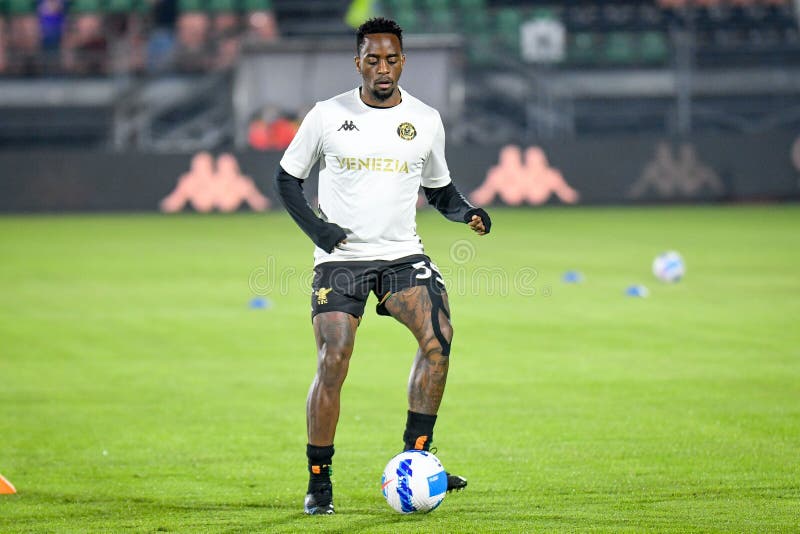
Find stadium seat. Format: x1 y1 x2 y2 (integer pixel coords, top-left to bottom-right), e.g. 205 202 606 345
430 10 455 32
603 31 636 64
208 0 237 13
467 31 493 65
530 7 557 21
454 0 484 9
422 0 448 9
243 0 274 13
639 31 669 64
461 3 489 34
495 7 522 56
385 0 414 14
394 8 419 34
106 0 136 13
567 32 598 65
423 0 454 32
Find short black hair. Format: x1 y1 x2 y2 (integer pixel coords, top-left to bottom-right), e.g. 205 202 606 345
356 17 403 54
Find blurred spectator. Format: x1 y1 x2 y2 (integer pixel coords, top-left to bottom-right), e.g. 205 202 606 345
247 105 300 150
173 0 211 72
61 0 108 75
37 0 66 56
8 0 42 75
105 0 146 73
0 16 7 73
242 0 278 46
208 0 240 70
145 0 176 72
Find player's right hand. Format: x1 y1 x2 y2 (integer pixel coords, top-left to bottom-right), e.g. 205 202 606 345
316 222 348 253
465 208 491 235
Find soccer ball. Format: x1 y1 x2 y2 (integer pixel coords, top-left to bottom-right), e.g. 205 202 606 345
652 251 686 283
381 450 447 513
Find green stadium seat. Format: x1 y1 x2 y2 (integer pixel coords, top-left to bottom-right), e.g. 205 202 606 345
495 7 522 54
468 31 493 65
567 32 599 64
422 0 447 9
7 0 35 15
207 0 237 13
385 0 414 13
133 0 151 14
430 10 454 31
71 0 102 14
178 0 205 13
242 0 272 12
462 4 489 33
454 0 484 10
639 31 669 64
531 7 557 21
394 7 419 33
106 0 136 13
424 0 454 31
604 32 636 64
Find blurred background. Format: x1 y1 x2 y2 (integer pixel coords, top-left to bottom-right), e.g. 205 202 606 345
1 0 799 210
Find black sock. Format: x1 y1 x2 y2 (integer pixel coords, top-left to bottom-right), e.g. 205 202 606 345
403 410 437 451
307 444 334 493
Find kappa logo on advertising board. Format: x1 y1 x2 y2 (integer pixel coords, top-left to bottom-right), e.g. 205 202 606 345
469 145 579 206
160 152 271 213
629 142 724 199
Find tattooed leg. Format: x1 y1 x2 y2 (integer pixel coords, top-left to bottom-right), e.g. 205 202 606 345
384 286 453 414
307 311 359 446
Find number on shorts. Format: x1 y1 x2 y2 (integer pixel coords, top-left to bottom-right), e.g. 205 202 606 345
413 260 444 285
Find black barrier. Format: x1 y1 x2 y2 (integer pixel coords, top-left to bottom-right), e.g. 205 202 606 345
0 132 798 212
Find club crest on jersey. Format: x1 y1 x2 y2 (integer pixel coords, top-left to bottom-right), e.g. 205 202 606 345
315 288 333 305
397 122 416 141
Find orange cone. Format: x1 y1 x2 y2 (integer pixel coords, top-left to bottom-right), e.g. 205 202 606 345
0 473 16 494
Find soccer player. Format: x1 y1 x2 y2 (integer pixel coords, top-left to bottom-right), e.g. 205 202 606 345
274 17 492 515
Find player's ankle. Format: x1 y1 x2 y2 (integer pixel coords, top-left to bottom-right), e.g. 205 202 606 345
403 411 437 450
307 443 334 492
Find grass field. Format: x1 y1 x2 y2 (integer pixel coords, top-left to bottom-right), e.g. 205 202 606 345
1 206 799 533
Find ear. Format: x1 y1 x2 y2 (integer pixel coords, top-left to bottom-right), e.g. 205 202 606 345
354 56 361 73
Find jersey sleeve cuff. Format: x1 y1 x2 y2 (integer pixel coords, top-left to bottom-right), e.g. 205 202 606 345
421 175 452 189
278 158 309 181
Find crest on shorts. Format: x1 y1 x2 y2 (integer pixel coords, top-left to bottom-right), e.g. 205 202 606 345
397 122 417 141
315 287 333 305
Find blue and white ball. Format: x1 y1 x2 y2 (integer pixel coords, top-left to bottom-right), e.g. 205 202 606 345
652 251 686 283
381 450 447 513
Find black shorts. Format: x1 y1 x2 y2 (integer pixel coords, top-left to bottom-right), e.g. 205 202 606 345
311 254 446 319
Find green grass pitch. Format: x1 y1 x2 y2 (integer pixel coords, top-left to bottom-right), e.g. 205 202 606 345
1 206 798 532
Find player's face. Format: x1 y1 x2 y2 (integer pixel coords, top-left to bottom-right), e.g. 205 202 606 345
355 33 405 106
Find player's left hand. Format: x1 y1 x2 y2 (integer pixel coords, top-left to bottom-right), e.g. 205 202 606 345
466 208 491 235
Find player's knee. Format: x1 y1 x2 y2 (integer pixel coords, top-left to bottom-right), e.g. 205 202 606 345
423 313 452 355
318 343 352 382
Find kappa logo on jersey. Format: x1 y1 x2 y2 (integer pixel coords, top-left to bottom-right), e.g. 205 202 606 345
337 120 359 132
315 287 333 305
397 122 416 140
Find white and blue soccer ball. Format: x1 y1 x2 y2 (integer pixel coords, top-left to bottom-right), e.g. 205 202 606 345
652 251 686 283
381 450 447 513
